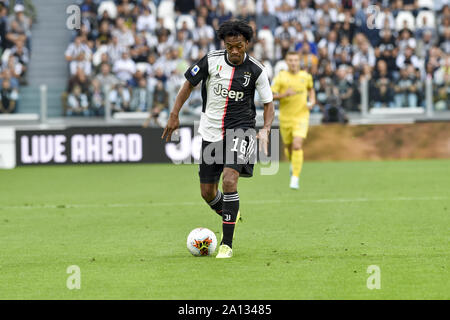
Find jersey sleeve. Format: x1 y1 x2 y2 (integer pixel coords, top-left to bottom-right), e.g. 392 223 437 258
256 68 273 104
184 55 209 87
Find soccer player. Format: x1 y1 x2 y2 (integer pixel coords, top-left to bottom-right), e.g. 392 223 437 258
271 52 316 189
161 20 274 258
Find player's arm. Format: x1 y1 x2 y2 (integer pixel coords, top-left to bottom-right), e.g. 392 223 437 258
256 68 275 155
161 81 194 141
271 74 295 101
307 74 316 110
307 87 316 110
162 56 209 142
272 89 296 100
258 101 275 155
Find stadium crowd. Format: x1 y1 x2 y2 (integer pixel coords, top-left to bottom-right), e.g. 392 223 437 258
0 0 34 114
64 0 450 118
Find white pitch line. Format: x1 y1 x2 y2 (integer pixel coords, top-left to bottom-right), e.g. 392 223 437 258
0 196 448 211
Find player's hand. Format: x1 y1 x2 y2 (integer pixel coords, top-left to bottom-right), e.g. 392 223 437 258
161 112 179 142
307 100 315 110
257 128 270 156
284 88 296 97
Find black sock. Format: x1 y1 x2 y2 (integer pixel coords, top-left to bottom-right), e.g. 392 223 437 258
208 190 223 217
221 192 239 248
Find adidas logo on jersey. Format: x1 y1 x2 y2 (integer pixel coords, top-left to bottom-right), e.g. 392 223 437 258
213 84 244 101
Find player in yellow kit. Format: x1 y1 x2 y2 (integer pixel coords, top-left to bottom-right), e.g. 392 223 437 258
271 52 316 189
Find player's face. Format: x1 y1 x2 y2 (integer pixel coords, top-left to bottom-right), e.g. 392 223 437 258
224 35 248 65
286 54 300 73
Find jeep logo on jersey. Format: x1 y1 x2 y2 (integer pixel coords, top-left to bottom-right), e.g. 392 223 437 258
213 84 244 101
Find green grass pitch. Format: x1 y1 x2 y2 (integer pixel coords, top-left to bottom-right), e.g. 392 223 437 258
0 160 448 299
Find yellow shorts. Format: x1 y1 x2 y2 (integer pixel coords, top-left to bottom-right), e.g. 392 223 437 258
280 118 309 145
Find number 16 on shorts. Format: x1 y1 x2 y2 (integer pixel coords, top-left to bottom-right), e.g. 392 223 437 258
230 135 256 164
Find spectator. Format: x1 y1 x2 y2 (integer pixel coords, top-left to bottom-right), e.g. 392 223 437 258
216 2 232 25
142 80 168 128
112 50 136 83
0 79 18 114
109 83 131 113
298 41 318 75
255 1 278 33
372 77 395 108
394 65 421 108
136 6 156 33
107 35 126 64
295 0 314 29
192 16 215 43
318 30 338 61
439 26 450 53
68 68 90 95
152 80 168 114
397 28 417 54
130 33 151 63
95 20 113 48
376 29 398 72
433 54 450 110
8 4 31 48
0 4 8 51
67 84 90 116
352 39 376 69
5 18 27 49
10 39 29 69
65 35 92 76
321 87 348 124
396 46 422 70
173 29 194 61
4 55 23 84
335 66 354 111
89 78 105 116
112 17 135 48
131 78 152 112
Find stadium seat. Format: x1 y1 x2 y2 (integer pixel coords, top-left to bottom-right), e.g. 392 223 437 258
147 1 157 17
257 29 275 56
92 45 108 67
158 0 175 20
417 0 434 10
176 15 195 30
416 11 436 29
257 29 274 46
98 1 117 19
395 11 416 31
273 60 288 77
222 0 237 13
162 17 176 34
136 62 151 74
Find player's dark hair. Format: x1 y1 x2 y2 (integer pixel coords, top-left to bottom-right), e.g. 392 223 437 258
217 20 253 42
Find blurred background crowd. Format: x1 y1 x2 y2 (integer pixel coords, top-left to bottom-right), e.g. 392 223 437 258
0 0 34 114
61 0 449 118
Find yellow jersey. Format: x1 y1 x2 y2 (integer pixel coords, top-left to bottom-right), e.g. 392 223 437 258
271 70 314 123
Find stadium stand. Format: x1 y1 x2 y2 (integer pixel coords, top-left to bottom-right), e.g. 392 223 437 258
57 0 448 120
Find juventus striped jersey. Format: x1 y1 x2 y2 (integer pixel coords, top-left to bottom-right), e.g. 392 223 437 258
184 50 273 142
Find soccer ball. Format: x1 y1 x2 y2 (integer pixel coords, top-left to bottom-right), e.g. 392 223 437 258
187 228 217 256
